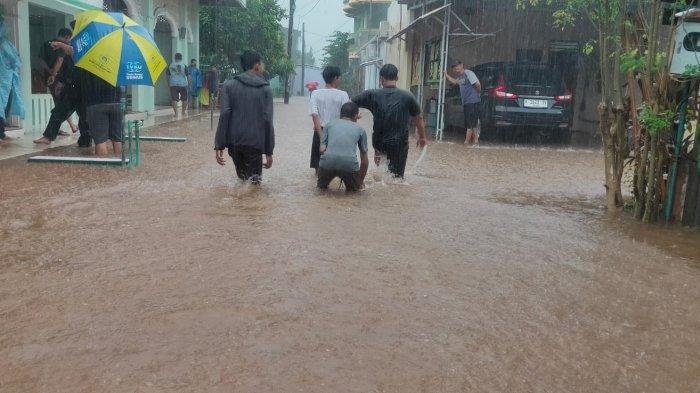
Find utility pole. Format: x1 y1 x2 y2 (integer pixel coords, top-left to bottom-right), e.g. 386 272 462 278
284 0 295 104
300 22 305 97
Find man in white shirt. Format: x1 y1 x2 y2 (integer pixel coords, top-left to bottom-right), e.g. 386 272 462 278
309 66 350 173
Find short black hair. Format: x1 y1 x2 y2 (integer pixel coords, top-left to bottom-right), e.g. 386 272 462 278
57 28 72 38
174 53 183 60
340 102 359 119
452 60 464 68
191 59 197 63
69 20 76 29
240 50 262 71
322 66 341 84
379 64 399 81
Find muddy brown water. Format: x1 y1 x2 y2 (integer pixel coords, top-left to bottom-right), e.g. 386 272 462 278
1 98 698 392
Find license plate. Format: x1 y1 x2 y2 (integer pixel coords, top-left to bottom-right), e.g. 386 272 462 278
523 99 548 108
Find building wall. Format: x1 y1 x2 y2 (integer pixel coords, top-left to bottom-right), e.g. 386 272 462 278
6 0 201 130
384 1 410 89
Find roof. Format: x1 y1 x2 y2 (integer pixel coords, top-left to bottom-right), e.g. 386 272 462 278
199 0 246 8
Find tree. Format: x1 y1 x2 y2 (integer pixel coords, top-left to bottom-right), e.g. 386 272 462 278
520 0 695 223
322 31 358 94
305 47 316 67
200 0 289 78
323 31 352 72
518 0 685 216
293 46 316 67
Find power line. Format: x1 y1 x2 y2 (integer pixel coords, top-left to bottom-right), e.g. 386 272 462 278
296 0 313 12
299 0 323 18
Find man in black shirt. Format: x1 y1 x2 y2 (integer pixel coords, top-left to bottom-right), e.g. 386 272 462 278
352 64 427 178
33 27 91 147
81 70 123 156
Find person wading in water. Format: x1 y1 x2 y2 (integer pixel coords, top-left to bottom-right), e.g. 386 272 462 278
352 64 427 178
308 66 350 175
214 51 274 184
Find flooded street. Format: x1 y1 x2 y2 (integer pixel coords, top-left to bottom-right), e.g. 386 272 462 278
1 98 698 392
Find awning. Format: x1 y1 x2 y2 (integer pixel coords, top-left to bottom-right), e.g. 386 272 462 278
199 0 247 7
388 4 450 42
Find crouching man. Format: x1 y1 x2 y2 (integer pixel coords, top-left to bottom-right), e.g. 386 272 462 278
317 102 369 192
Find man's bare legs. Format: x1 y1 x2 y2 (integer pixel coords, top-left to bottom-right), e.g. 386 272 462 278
94 140 122 156
172 101 178 116
465 129 475 145
181 99 188 116
67 118 78 133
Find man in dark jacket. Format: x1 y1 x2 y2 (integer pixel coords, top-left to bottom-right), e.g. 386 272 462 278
215 51 274 183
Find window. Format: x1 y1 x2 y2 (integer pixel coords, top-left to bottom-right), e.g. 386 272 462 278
424 39 441 83
29 5 67 94
683 32 700 52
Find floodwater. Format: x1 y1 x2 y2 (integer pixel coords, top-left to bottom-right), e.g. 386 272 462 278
0 98 698 392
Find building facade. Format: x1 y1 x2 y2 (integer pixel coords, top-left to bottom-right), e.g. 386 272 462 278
381 0 600 140
1 0 243 131
343 0 394 91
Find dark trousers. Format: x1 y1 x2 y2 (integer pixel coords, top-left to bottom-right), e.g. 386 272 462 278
0 90 13 139
317 168 362 192
43 84 90 144
310 131 321 169
380 140 409 178
229 146 263 181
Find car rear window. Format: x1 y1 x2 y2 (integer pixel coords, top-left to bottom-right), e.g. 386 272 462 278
508 67 561 88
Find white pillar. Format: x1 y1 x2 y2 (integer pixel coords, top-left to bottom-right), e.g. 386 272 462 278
132 0 155 113
17 0 31 127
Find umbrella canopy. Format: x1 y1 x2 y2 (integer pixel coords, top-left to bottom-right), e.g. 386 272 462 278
71 10 166 87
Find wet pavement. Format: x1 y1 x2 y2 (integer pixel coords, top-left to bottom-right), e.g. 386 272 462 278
0 107 210 161
0 97 698 392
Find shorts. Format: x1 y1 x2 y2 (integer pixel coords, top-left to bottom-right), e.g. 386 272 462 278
170 86 188 102
463 103 479 129
317 168 362 192
229 146 263 181
310 130 321 169
377 140 409 178
87 103 122 144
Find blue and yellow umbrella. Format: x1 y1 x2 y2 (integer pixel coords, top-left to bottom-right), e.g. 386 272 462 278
71 10 166 87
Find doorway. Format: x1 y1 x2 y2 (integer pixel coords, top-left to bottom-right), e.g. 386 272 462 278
154 17 173 107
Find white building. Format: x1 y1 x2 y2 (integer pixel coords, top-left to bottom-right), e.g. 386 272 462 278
1 0 244 131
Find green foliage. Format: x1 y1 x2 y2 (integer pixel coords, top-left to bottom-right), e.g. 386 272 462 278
200 0 288 78
322 31 352 71
621 49 667 73
640 104 674 137
275 57 295 78
682 64 700 78
620 49 645 73
322 31 359 94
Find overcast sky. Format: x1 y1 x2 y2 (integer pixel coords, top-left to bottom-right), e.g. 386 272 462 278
277 0 354 65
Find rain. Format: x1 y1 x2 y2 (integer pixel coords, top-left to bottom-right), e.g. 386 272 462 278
0 0 699 391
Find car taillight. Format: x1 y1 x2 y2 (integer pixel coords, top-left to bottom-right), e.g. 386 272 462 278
555 94 573 103
491 85 518 100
